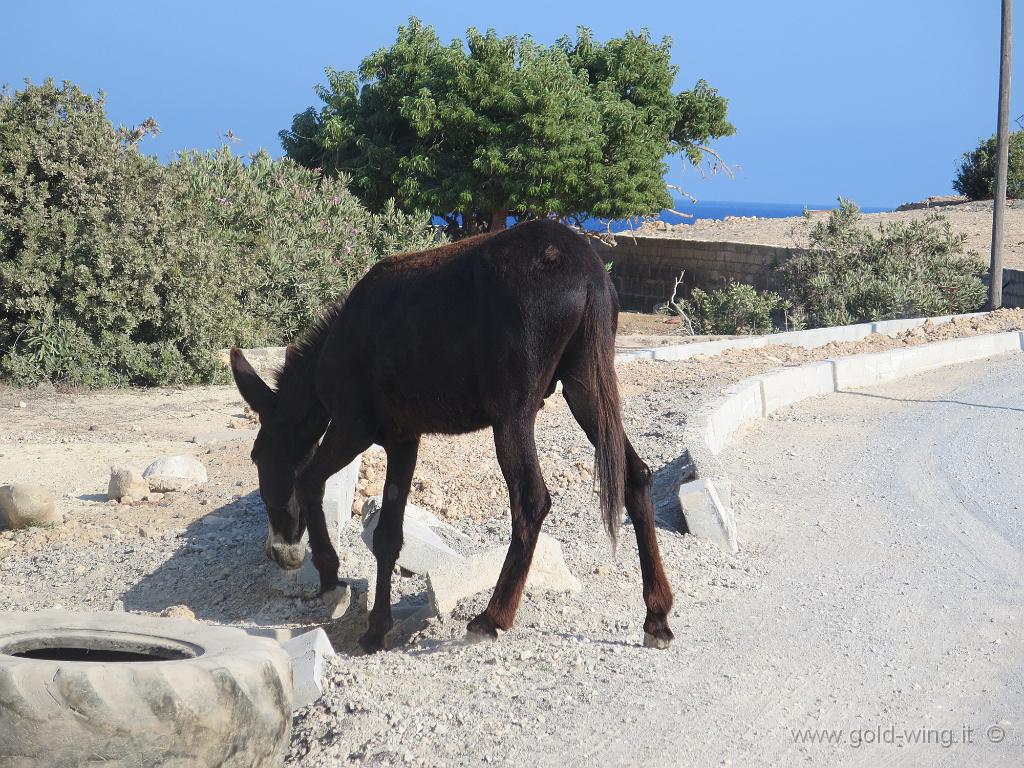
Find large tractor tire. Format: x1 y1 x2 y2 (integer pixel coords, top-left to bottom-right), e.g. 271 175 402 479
0 610 292 767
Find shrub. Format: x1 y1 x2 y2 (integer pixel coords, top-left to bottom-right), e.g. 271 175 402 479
953 130 1024 200
779 200 987 328
0 80 437 387
675 281 790 335
165 148 437 347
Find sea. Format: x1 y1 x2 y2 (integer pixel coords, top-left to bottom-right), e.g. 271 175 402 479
440 200 892 231
597 199 891 233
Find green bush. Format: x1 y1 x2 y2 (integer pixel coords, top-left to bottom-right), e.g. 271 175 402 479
165 148 437 347
779 200 987 328
674 282 790 335
0 80 437 387
953 130 1024 200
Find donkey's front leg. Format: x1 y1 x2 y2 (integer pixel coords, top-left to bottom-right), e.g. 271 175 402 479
296 422 370 619
360 438 419 653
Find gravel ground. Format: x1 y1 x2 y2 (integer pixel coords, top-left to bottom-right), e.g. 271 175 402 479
1 311 1023 765
634 199 1024 271
287 354 1024 768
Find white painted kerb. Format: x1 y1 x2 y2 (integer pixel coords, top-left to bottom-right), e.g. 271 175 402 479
678 330 1024 551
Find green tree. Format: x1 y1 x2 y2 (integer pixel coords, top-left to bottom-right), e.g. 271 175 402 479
281 18 734 236
953 130 1024 200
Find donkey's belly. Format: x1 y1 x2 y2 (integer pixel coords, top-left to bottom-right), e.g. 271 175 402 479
375 378 492 437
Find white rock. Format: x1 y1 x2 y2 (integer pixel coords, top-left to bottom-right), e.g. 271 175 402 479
361 499 465 575
107 467 149 502
143 455 208 492
361 496 463 536
323 455 361 529
677 477 738 553
189 429 258 446
0 484 60 529
159 604 195 620
427 532 581 616
281 628 335 710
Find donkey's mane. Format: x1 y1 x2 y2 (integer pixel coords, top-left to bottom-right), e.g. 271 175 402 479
273 302 344 394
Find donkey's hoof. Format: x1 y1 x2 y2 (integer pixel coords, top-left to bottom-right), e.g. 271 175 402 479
322 584 352 620
358 632 387 654
643 631 672 650
465 614 499 643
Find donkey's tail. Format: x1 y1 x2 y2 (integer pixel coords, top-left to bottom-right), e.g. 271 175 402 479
582 281 626 553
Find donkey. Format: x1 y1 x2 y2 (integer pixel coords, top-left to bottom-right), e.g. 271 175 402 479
229 219 674 652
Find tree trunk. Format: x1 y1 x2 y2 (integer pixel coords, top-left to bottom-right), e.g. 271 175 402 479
489 209 508 232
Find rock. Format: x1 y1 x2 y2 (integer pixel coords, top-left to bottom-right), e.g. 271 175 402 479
427 533 581 616
137 525 157 538
361 499 465 576
361 496 461 534
0 484 60 529
281 629 336 710
17 401 26 409
323 455 361 529
107 467 149 502
159 604 195 620
189 429 258 446
677 477 738 553
143 455 208 492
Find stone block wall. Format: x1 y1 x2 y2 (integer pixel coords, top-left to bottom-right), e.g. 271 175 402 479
591 236 802 312
1003 268 1024 309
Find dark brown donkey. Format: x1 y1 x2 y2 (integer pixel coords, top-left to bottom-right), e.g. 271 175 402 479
229 219 674 652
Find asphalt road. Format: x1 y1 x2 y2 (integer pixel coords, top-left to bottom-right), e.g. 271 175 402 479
716 351 1024 767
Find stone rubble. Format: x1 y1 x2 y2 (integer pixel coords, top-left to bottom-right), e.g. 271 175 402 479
0 484 59 529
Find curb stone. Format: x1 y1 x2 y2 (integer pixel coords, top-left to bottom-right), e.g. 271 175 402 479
281 628 336 710
677 329 1024 551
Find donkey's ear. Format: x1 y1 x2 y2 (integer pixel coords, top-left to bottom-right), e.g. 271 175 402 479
229 347 277 415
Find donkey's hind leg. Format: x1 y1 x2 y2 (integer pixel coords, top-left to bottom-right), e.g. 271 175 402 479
359 438 419 653
562 379 674 649
295 422 371 618
467 412 550 641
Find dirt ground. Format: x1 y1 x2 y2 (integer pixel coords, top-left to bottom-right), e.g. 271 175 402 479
2 308 1023 765
634 198 1024 270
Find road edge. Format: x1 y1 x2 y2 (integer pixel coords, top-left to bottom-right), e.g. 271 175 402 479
678 330 1024 551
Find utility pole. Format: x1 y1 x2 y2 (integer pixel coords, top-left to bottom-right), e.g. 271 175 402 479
990 0 1013 309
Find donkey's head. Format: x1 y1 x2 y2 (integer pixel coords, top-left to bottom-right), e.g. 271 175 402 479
229 347 312 570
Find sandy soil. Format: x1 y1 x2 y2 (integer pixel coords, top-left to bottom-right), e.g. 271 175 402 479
634 198 1024 271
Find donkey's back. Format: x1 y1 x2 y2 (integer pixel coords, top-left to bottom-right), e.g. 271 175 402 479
315 220 615 438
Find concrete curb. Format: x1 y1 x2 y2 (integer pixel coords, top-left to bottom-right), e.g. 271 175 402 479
677 329 1024 551
281 628 336 710
614 312 986 364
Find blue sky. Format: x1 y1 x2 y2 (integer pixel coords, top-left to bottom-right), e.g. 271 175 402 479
2 1 1016 209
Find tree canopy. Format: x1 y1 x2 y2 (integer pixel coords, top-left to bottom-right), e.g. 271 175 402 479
281 18 734 236
953 130 1024 200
